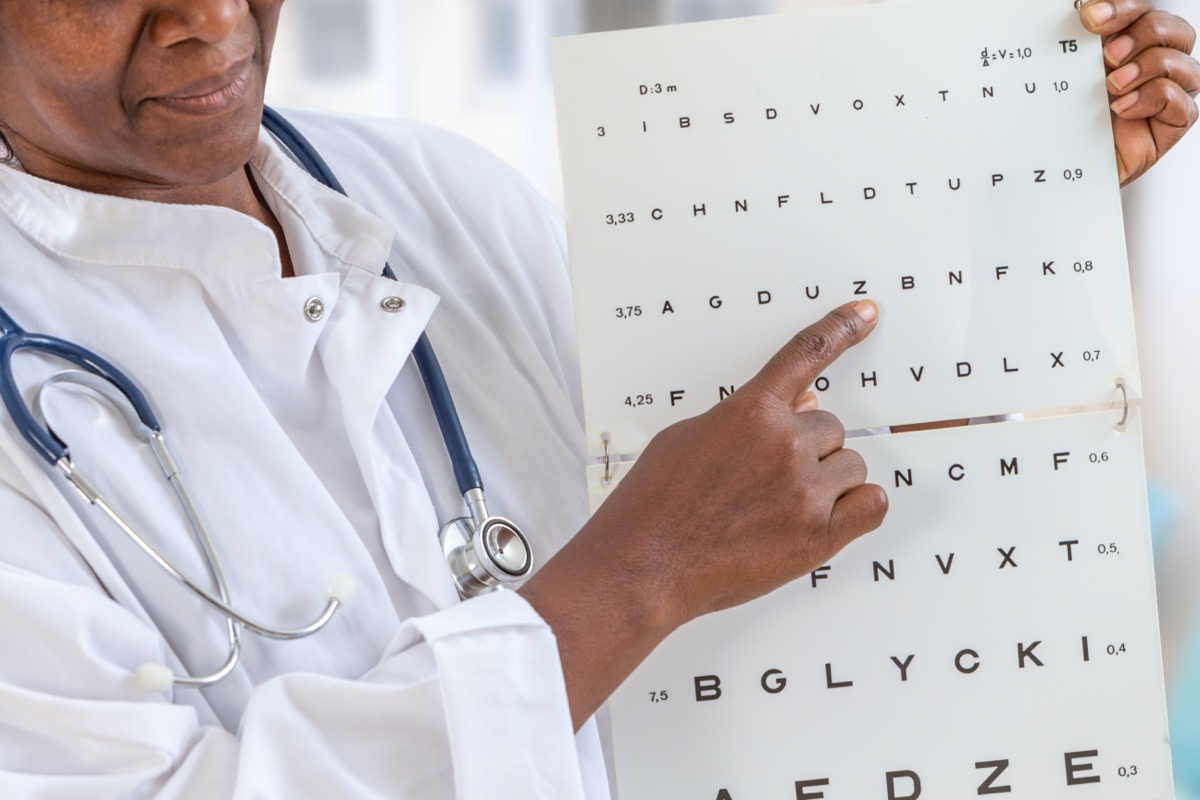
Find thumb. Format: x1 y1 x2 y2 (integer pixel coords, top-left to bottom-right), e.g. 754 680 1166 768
744 301 879 406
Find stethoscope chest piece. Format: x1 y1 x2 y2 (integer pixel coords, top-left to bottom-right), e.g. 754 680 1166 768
440 489 532 598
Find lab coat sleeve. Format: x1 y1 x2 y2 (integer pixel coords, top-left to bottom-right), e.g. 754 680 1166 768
0 526 587 799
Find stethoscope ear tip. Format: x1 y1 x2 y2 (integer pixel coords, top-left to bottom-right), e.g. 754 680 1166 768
134 663 175 694
326 574 356 604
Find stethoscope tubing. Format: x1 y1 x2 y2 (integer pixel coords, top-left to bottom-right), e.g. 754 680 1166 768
0 110 523 691
0 318 161 466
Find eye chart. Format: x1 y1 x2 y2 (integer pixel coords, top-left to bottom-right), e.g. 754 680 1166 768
554 0 1135 455
551 0 1173 798
603 412 1164 798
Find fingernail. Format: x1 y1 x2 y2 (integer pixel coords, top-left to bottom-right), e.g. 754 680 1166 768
1108 62 1140 91
1104 34 1135 65
852 300 879 323
794 392 819 413
1082 1 1114 26
1112 91 1139 113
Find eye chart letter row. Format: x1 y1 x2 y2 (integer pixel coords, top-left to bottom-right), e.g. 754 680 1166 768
552 0 1138 457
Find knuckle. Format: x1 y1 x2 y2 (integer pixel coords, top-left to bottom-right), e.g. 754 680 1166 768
830 308 864 344
842 448 868 480
809 409 844 436
1146 74 1170 99
1144 46 1173 74
791 309 862 364
1158 51 1187 84
1147 76 1175 105
1180 85 1200 118
788 327 837 365
1179 15 1198 53
1156 77 1193 118
1145 11 1178 45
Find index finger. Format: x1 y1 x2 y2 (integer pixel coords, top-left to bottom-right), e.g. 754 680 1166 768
745 301 879 405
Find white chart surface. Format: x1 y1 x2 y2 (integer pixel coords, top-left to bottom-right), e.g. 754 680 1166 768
553 1 1171 797
591 412 1170 799
553 0 1139 458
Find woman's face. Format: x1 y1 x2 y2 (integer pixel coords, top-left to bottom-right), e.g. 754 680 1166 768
0 0 283 192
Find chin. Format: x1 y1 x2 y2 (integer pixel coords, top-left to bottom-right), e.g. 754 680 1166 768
138 94 268 190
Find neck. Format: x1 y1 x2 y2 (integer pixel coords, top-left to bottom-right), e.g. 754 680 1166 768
244 165 295 278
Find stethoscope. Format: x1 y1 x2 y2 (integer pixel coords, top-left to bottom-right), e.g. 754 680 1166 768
0 107 533 692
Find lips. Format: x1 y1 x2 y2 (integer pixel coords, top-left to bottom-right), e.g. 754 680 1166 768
150 58 256 115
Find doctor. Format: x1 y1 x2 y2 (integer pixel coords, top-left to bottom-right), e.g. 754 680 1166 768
0 2 1193 799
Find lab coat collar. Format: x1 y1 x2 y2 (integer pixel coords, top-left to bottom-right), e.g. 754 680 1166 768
250 126 397 277
0 127 396 281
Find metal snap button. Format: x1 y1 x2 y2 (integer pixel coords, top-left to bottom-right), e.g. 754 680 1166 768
381 296 407 313
304 297 325 322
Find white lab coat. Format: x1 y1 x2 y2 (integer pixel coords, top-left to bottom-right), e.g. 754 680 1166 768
0 110 609 798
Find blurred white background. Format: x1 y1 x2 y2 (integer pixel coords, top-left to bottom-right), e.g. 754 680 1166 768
267 0 873 204
267 0 1200 782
